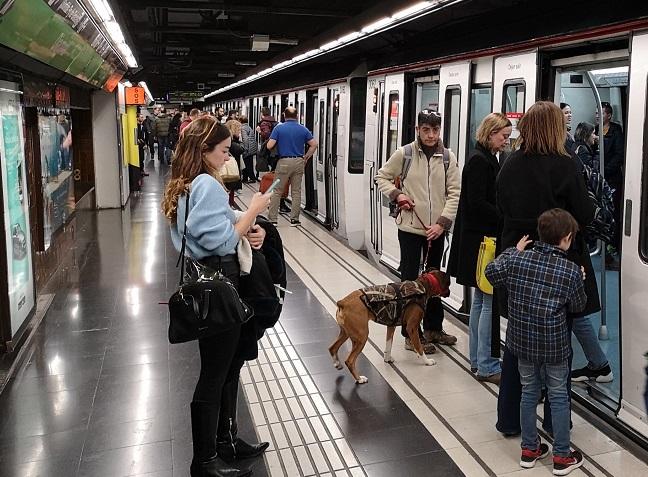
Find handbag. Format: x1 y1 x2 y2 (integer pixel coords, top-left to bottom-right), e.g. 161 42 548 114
476 236 496 295
219 155 241 183
168 193 253 344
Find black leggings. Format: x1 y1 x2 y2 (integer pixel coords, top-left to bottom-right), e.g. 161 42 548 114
398 229 445 334
193 257 243 404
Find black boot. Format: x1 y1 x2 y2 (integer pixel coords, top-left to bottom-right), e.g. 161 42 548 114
216 382 269 463
190 402 252 477
279 199 291 213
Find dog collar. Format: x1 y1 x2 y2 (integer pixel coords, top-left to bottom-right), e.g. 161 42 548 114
422 273 443 296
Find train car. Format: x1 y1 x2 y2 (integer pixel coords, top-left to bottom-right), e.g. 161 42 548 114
212 21 648 441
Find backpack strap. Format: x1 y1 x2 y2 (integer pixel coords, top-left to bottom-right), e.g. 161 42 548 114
400 144 414 185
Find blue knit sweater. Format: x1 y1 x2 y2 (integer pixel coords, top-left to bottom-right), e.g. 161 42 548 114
170 174 240 258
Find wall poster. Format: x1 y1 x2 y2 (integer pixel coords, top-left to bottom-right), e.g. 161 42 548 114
38 109 74 249
0 79 35 336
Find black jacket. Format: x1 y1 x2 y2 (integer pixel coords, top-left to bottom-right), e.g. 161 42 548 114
496 149 600 318
448 142 500 287
595 121 624 186
574 140 598 171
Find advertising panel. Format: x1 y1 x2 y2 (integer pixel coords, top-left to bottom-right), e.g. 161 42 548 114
0 80 35 335
38 110 74 249
0 0 125 91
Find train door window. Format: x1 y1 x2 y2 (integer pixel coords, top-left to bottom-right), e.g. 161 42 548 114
443 87 461 156
299 102 305 124
387 92 400 158
416 81 440 113
468 85 492 151
503 81 525 139
348 77 367 174
641 81 648 262
318 100 326 164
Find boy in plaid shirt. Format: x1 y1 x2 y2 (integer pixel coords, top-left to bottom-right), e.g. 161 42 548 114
485 209 586 475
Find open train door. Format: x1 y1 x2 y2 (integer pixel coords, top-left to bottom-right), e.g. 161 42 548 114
492 50 538 132
618 31 648 437
314 86 329 224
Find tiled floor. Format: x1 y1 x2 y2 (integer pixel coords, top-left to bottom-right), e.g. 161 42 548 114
0 161 646 477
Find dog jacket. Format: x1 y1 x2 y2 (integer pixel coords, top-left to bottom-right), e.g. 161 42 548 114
360 280 427 327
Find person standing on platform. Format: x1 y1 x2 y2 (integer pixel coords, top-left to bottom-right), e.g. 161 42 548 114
162 117 271 477
448 112 511 384
266 107 318 226
154 107 172 164
240 115 258 183
375 110 461 353
486 209 586 475
137 114 149 177
181 108 201 136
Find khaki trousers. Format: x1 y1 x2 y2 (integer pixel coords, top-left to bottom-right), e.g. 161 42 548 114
268 157 305 221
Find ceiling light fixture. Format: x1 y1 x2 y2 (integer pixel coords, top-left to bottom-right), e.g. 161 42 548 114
139 81 154 102
88 0 138 68
204 0 458 99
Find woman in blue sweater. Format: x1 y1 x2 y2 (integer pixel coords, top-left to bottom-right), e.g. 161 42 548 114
162 117 271 477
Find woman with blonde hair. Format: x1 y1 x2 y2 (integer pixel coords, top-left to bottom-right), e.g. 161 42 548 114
448 112 511 384
495 101 598 467
162 116 271 477
224 119 244 206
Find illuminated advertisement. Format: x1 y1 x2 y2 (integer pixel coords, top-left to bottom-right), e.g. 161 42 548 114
39 111 74 249
0 80 35 335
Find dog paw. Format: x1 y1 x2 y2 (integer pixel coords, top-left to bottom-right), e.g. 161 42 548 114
383 355 394 363
333 360 343 370
423 359 437 366
356 376 368 384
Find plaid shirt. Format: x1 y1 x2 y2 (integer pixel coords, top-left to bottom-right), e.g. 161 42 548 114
485 242 587 363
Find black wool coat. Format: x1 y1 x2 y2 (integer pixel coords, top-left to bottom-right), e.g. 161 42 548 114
496 149 601 318
448 142 500 287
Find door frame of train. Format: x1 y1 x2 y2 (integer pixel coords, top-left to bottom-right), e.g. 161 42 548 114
438 61 472 169
366 76 385 256
315 86 328 224
617 30 648 437
304 90 317 211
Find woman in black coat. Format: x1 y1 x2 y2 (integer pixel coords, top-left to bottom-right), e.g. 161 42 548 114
573 121 599 171
448 113 511 383
495 101 599 435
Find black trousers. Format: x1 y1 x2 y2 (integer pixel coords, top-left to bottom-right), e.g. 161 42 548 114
398 229 445 334
193 258 244 405
242 155 257 181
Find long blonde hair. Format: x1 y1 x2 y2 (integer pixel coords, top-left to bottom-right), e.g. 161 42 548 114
161 117 231 222
516 101 569 157
475 112 512 148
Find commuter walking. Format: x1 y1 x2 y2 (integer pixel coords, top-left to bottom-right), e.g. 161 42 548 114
495 101 599 436
162 117 271 477
154 107 172 164
181 108 201 135
448 112 512 384
266 107 318 226
240 115 258 183
375 110 461 353
137 114 149 177
486 209 586 475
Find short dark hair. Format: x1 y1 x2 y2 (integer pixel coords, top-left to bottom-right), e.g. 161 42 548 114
417 110 441 128
601 101 613 116
560 102 570 110
574 122 595 143
537 208 579 245
189 108 200 118
261 107 271 116
284 107 297 119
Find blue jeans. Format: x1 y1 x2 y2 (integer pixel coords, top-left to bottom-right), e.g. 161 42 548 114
158 136 171 164
572 316 608 370
519 358 571 457
469 288 501 376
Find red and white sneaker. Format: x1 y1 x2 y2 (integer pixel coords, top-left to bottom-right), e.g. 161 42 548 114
520 442 550 468
553 450 584 475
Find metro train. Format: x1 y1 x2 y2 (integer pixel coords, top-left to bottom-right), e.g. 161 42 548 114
212 21 648 442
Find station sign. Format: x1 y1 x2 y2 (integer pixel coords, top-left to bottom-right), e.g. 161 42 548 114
125 86 146 105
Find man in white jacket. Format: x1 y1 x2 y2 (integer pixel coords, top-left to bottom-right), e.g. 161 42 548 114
375 111 461 353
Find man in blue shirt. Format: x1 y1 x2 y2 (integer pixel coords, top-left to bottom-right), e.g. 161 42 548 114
266 107 318 226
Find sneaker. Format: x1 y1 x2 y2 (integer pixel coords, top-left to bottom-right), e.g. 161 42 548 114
280 204 292 213
553 451 583 475
477 373 501 385
290 219 301 227
404 338 436 354
424 329 457 345
571 364 613 383
520 442 550 468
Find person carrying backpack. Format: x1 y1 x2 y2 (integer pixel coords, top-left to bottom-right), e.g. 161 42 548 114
375 110 461 353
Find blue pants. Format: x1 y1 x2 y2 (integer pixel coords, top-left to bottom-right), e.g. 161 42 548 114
519 358 571 457
572 316 608 370
469 288 501 377
158 136 171 164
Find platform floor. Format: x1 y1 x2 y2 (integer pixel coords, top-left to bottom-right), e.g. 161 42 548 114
0 160 646 477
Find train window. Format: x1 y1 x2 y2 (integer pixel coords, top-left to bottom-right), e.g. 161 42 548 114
443 87 461 157
348 77 367 174
503 81 525 113
468 85 492 152
299 102 305 124
387 92 400 158
318 100 326 164
417 82 439 114
640 81 648 262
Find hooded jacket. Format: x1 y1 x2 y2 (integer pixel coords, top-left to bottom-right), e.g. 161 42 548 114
375 139 461 236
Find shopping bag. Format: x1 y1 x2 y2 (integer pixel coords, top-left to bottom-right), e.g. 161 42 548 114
476 236 496 295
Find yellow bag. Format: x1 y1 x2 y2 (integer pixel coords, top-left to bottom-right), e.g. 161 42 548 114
476 236 496 295
219 155 240 183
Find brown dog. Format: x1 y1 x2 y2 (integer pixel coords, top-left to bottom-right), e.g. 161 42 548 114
329 269 451 384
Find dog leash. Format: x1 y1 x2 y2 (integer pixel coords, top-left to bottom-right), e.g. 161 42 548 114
396 200 434 271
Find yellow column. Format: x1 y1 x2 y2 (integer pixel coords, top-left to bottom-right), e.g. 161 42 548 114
125 106 139 167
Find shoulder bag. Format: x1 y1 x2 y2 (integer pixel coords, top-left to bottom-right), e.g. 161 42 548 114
476 236 496 295
168 193 253 344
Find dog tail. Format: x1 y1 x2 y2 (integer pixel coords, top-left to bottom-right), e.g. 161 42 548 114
335 305 344 326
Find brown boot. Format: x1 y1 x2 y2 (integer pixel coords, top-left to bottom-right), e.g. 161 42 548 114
477 373 501 385
404 338 436 354
424 330 457 346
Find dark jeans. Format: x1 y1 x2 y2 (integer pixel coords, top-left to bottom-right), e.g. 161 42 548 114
398 229 445 335
497 346 573 435
193 258 244 405
242 155 257 181
158 136 171 164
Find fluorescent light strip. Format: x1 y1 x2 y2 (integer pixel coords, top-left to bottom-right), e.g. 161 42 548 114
139 81 154 102
205 0 454 98
88 0 138 68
